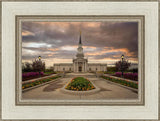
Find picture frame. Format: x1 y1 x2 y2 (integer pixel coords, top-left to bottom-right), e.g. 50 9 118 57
16 15 144 106
1 0 159 120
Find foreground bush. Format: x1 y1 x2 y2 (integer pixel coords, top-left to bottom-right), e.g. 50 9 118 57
22 75 60 90
115 72 138 81
65 77 95 91
102 76 138 89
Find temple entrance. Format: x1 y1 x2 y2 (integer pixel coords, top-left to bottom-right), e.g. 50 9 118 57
79 66 82 72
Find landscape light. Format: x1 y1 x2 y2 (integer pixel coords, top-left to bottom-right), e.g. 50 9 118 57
38 56 41 60
121 54 124 59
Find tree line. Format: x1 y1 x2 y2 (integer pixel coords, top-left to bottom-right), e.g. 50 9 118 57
22 59 45 73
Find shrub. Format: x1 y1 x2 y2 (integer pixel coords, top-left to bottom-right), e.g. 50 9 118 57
128 68 138 73
22 62 33 72
115 72 138 81
107 67 116 72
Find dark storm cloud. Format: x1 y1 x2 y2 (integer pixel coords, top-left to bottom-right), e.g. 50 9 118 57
53 50 75 59
22 55 38 60
22 46 76 60
22 22 79 47
22 21 138 63
23 47 53 53
100 22 138 52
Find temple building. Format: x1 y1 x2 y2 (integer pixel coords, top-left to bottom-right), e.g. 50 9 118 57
53 32 107 72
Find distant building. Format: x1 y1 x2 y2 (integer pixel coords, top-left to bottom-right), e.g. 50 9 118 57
129 63 138 70
53 32 107 72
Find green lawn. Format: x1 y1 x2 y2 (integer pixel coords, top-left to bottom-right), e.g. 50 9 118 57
44 71 55 75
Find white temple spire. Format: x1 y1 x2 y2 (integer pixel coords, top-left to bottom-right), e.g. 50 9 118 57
76 31 84 58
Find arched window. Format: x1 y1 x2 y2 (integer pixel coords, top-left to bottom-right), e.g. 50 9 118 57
96 68 97 71
63 68 65 71
89 68 91 71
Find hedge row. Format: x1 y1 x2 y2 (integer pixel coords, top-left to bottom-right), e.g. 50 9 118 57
102 76 138 89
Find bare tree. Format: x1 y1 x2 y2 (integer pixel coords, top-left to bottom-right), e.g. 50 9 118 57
22 62 32 72
32 59 45 73
115 59 131 72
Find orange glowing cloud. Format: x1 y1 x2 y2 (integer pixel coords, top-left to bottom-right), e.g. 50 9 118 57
85 47 133 57
22 30 35 36
48 48 59 51
86 23 101 27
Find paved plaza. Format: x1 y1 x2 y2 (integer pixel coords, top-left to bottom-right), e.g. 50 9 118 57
22 73 138 100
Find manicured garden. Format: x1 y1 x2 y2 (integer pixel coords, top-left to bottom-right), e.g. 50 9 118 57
22 75 61 90
102 75 138 89
65 77 95 91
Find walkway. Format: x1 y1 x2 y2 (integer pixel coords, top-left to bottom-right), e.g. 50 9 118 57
22 72 138 100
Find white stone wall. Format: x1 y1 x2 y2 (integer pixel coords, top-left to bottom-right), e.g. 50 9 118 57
54 64 73 71
88 64 107 72
54 63 107 72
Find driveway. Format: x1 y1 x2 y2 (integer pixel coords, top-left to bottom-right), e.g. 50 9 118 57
22 72 138 100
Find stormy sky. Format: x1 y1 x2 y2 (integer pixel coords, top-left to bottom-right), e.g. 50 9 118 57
22 21 138 68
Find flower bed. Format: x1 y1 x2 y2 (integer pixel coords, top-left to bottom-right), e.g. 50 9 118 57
115 72 138 81
22 72 44 81
22 75 60 90
102 75 138 89
22 72 44 78
65 77 95 91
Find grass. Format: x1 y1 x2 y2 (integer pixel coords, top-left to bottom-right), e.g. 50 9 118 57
65 77 95 91
44 71 55 75
104 71 115 74
102 76 138 89
22 75 61 90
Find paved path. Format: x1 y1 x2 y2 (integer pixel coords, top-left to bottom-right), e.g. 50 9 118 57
22 73 138 100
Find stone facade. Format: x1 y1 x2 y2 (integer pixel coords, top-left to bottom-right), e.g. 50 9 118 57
53 32 107 72
54 63 73 72
88 64 107 72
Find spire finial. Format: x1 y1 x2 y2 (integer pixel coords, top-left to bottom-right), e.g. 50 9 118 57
79 30 82 44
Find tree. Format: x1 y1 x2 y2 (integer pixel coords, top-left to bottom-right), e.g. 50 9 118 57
32 59 45 72
115 59 131 72
22 62 33 72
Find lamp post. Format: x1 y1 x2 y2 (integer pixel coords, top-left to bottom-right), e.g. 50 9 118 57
38 56 41 61
38 56 41 77
121 54 124 77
